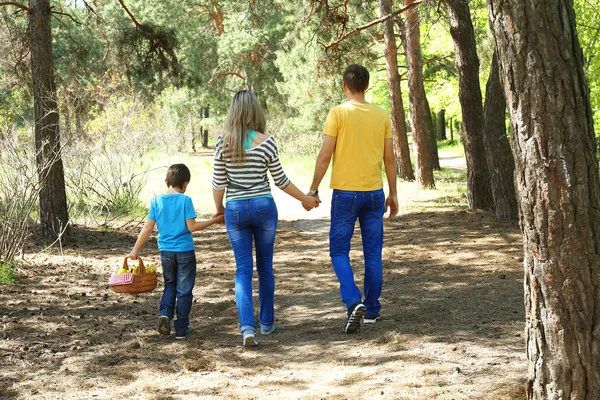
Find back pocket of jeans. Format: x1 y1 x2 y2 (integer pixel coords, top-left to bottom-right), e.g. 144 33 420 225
225 209 240 230
257 204 278 230
333 194 357 221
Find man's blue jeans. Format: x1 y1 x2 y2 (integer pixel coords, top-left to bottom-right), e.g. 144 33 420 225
330 189 385 318
225 197 278 333
159 250 196 337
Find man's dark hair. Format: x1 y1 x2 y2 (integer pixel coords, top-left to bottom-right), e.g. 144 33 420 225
343 64 370 93
166 164 191 189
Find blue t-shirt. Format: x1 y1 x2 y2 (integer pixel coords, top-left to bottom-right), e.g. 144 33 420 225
148 193 196 252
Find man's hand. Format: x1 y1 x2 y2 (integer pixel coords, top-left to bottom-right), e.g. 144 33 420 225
385 195 399 218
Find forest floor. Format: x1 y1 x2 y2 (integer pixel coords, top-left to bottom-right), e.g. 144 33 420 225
0 153 528 400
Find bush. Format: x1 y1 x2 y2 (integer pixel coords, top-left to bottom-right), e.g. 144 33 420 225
0 131 41 273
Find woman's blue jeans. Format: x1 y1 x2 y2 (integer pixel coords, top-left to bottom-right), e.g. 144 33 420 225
159 250 196 337
225 197 278 333
330 189 385 318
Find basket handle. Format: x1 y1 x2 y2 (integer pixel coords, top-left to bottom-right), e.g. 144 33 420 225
123 256 146 274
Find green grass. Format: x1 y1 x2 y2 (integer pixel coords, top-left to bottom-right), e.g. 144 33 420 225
437 139 465 157
0 261 15 284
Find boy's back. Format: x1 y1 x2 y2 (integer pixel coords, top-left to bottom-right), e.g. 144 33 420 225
323 101 392 191
149 193 196 252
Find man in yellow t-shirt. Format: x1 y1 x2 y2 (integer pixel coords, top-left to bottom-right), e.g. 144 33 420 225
308 64 399 334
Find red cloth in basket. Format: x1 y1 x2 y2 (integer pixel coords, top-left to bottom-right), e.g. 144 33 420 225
108 273 134 286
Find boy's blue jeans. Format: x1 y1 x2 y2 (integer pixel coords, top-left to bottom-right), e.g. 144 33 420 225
330 189 385 318
159 250 196 337
225 197 278 333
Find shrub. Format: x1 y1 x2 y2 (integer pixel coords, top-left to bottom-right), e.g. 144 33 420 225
0 131 43 276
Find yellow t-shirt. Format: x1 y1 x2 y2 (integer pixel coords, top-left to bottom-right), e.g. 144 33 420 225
323 102 392 191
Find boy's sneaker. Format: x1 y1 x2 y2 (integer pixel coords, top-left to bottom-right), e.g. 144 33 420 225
260 325 276 335
344 302 366 333
364 314 381 324
242 330 258 347
158 316 171 336
175 327 191 340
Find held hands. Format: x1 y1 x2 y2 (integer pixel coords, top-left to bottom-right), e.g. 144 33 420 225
212 213 225 224
303 191 321 211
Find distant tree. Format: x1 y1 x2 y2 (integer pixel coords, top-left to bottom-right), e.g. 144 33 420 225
445 0 493 209
379 0 414 181
489 0 600 397
482 51 517 220
402 1 434 187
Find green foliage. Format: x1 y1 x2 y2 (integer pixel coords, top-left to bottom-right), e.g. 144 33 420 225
118 23 180 93
0 260 15 283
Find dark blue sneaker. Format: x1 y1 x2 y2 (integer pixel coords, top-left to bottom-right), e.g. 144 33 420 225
344 303 366 333
158 316 170 336
175 327 191 340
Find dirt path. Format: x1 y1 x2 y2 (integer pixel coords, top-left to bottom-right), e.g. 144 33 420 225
1 194 526 399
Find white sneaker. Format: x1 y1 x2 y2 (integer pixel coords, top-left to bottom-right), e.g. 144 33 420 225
242 330 258 347
364 314 381 324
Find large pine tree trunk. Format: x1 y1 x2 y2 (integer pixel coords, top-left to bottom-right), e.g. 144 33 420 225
482 51 517 220
489 1 600 398
29 0 70 241
379 0 414 181
425 96 440 170
446 0 493 209
403 3 435 188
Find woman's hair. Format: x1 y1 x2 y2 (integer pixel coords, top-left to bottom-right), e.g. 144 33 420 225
222 90 266 164
166 164 191 189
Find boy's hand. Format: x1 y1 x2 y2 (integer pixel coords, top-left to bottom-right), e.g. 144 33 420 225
129 252 138 260
213 214 225 224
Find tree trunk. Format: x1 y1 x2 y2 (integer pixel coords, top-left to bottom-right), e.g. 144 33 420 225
404 3 435 188
482 51 517 220
425 97 440 170
379 0 414 181
29 0 70 241
489 1 600 398
436 109 446 140
202 127 208 148
446 0 493 210
191 118 197 152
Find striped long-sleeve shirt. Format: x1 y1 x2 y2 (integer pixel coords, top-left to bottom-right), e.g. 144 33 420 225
212 135 291 201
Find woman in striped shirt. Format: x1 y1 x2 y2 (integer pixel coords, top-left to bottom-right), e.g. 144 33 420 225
212 90 319 347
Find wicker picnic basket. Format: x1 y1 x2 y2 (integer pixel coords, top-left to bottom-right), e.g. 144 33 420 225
111 256 157 295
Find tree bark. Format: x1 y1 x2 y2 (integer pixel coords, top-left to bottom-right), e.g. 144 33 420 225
482 51 517 220
489 1 600 398
379 0 414 181
436 109 446 140
403 2 435 188
29 0 70 241
446 0 493 210
425 97 440 170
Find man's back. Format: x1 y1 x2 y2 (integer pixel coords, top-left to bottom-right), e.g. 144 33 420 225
323 101 392 191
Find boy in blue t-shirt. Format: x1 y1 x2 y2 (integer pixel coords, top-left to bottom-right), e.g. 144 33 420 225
130 164 223 339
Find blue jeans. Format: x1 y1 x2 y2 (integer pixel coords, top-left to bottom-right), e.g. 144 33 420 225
159 250 196 337
330 189 385 317
225 197 278 333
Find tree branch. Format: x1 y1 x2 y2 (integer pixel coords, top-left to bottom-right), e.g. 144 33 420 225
51 10 81 25
318 0 425 50
207 71 245 85
117 0 141 27
0 2 31 13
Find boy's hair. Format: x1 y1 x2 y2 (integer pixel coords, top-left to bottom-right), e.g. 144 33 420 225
343 64 370 93
166 164 191 189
